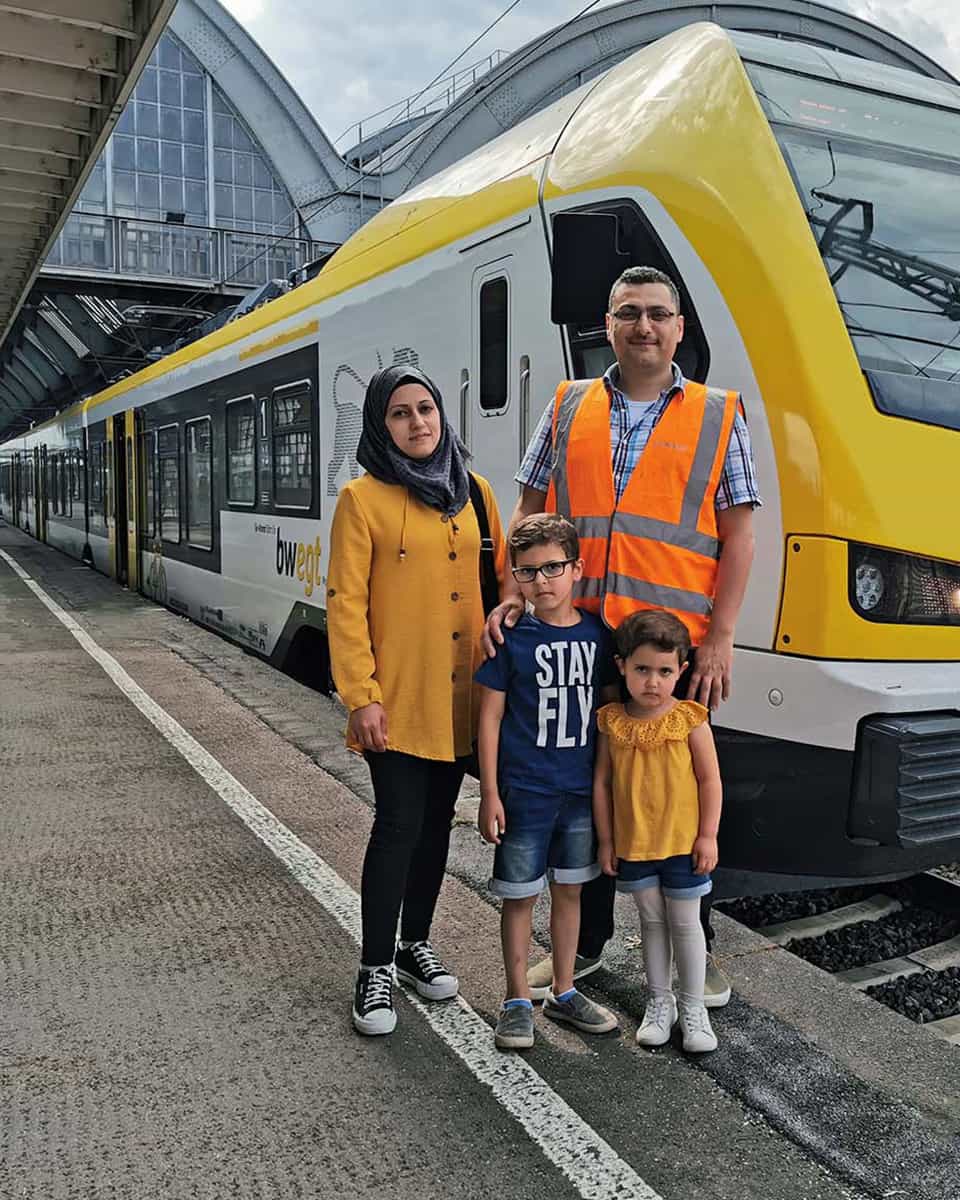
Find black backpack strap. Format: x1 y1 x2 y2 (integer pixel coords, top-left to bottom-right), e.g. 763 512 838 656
468 472 500 617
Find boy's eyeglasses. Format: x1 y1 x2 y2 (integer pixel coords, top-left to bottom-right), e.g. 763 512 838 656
511 558 576 583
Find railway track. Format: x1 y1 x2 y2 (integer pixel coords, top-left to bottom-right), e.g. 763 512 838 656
718 870 960 1045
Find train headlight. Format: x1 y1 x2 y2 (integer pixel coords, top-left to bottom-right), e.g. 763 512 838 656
854 561 885 612
849 544 960 625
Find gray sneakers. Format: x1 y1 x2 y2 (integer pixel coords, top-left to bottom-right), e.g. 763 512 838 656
543 989 619 1034
494 1002 535 1050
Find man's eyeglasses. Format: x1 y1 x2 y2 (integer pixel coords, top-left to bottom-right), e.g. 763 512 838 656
511 558 576 583
610 305 677 325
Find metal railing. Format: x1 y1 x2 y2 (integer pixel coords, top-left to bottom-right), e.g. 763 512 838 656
335 50 509 153
42 213 326 289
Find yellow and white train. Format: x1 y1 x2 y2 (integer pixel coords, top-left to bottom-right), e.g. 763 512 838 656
2 24 958 886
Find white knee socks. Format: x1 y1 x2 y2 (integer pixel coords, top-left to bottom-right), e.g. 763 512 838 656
633 888 671 996
633 889 706 1004
665 894 706 1005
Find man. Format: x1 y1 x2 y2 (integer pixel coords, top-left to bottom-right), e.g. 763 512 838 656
482 265 760 1007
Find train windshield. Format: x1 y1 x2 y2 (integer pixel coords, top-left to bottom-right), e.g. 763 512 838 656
749 64 960 429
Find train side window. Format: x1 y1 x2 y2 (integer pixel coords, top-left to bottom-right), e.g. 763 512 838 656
48 454 59 516
479 277 509 412
88 441 106 533
271 380 312 510
226 396 256 505
157 424 180 544
141 430 157 541
186 418 213 550
64 453 73 518
71 449 82 507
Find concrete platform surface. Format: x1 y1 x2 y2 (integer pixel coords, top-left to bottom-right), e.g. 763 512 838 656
2 522 958 1200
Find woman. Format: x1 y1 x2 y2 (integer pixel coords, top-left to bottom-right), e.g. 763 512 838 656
327 365 504 1036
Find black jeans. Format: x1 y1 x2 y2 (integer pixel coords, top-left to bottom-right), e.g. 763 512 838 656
361 750 466 967
579 646 714 958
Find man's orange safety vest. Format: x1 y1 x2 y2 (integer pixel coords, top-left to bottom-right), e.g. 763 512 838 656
544 377 740 644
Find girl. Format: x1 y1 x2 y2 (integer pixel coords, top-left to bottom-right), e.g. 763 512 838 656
593 609 722 1053
327 365 504 1036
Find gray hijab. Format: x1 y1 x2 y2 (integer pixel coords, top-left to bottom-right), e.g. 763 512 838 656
356 366 470 516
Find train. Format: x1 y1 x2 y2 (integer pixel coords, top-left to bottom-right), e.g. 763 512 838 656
2 22 959 889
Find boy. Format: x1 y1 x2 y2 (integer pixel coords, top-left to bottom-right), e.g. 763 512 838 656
475 513 619 1050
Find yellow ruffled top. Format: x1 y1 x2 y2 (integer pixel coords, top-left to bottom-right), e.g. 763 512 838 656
597 700 708 861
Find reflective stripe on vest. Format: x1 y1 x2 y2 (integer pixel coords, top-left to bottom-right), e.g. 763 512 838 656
545 376 739 642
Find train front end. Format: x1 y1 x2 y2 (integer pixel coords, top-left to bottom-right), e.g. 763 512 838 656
723 38 960 882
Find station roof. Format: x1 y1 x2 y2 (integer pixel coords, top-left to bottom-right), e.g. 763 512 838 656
0 0 176 348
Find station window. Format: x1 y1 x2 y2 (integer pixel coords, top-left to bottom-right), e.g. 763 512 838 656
479 276 509 412
271 381 312 509
226 396 256 504
157 424 180 543
186 417 212 549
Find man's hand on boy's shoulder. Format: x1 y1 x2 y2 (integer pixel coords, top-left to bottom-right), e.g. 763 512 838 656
478 792 506 845
481 596 524 658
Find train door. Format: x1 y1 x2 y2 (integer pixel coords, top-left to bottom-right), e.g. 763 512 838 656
107 413 129 584
468 258 522 502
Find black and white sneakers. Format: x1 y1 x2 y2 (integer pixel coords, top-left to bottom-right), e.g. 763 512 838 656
352 965 397 1036
394 940 459 1001
353 943 459 1036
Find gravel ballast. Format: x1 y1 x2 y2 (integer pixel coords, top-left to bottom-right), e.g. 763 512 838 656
867 966 960 1024
786 908 960 972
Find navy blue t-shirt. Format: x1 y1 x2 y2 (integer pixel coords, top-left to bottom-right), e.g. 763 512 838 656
474 611 614 796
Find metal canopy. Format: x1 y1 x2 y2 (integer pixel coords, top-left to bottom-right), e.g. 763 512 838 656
0 0 176 350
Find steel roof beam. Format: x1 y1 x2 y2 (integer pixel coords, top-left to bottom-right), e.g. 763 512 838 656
0 120 84 161
0 96 96 136
0 190 60 215
0 58 106 107
0 13 119 76
0 149 73 179
55 294 114 358
0 2 136 39
0 170 69 198
23 323 74 383
31 311 85 375
3 358 42 404
12 343 56 391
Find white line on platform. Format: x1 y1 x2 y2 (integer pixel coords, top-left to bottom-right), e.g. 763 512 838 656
0 546 661 1200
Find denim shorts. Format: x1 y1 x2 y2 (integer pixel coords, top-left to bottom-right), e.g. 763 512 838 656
490 787 600 899
616 854 712 899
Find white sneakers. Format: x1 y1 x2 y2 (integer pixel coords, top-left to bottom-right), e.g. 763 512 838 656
636 994 678 1046
678 999 718 1053
636 992 717 1053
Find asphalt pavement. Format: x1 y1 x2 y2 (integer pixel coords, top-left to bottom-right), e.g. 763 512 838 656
2 521 958 1200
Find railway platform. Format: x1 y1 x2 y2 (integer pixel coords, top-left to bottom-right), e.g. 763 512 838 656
1 519 958 1200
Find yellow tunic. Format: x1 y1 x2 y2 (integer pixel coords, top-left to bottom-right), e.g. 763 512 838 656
326 473 505 762
598 701 709 861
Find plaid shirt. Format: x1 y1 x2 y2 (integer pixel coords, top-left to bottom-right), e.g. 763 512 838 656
516 363 761 510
